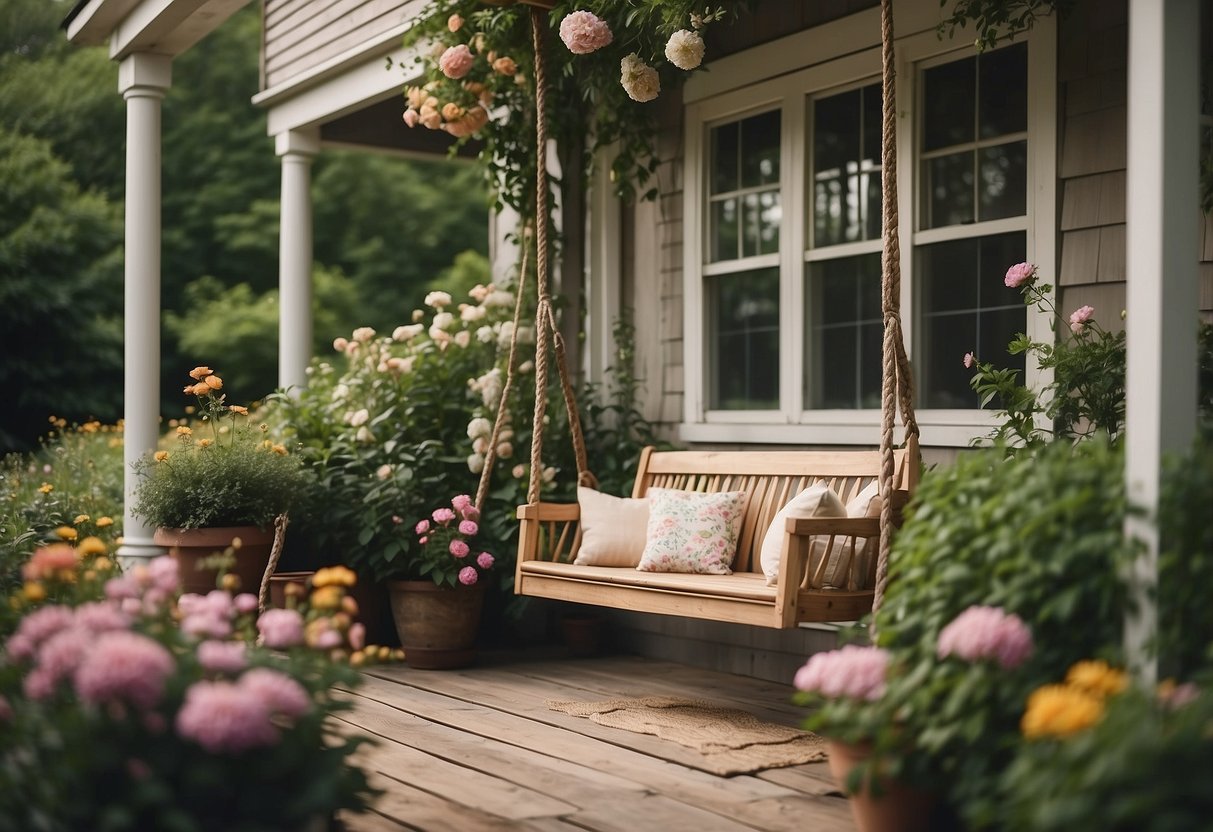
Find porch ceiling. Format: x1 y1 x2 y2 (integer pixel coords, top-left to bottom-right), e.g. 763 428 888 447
319 97 481 161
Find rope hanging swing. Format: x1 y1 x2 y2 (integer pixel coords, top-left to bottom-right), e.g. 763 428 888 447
477 0 918 627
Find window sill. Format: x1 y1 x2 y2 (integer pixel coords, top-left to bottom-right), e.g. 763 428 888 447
677 412 1009 448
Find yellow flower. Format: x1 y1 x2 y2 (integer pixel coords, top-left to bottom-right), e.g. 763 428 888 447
39 483 53 494
154 451 170 462
271 444 287 456
176 426 193 437
82 421 100 433
55 526 78 541
22 582 46 603
93 557 114 571
204 375 223 390
1021 684 1105 739
229 405 248 416
310 585 343 611
189 366 213 380
313 566 357 589
77 536 107 557
73 514 90 525
95 516 114 528
197 438 213 449
1066 660 1128 698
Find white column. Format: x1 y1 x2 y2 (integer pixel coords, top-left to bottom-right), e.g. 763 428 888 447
276 128 319 393
585 146 622 386
116 53 171 570
1124 0 1201 682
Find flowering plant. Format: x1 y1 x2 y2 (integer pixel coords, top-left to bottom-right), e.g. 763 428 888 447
131 366 312 529
964 262 1127 446
399 2 735 210
411 494 496 588
0 540 376 829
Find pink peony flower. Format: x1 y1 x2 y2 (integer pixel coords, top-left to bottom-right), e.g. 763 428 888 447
559 10 613 54
1004 262 1037 288
415 519 431 535
458 520 479 536
104 575 140 601
73 602 130 633
36 627 93 687
476 552 494 570
147 556 179 593
181 613 232 640
963 351 976 369
937 605 1034 669
458 566 478 586
233 593 259 615
449 539 470 558
198 640 247 674
257 608 305 649
176 680 279 754
239 668 312 719
23 668 55 700
73 631 175 708
432 507 457 524
439 44 474 79
1068 305 1095 333
22 544 77 581
793 645 890 701
7 605 75 660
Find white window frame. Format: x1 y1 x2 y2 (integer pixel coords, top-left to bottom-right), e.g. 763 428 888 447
680 6 1056 447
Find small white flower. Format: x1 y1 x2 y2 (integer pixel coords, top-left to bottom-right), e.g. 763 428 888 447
518 360 534 374
476 326 494 343
352 326 376 343
496 441 513 459
356 426 374 443
484 290 514 308
472 436 489 455
424 290 453 309
412 309 424 322
512 464 526 479
467 417 492 439
542 466 556 484
432 311 455 331
461 305 487 322
393 324 424 341
349 409 370 427
376 464 392 480
467 453 485 474
664 29 705 70
333 384 349 400
454 330 471 348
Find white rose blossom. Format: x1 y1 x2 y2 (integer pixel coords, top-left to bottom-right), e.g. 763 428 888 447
467 417 492 439
424 291 452 309
472 436 489 455
454 330 472 348
356 426 374 443
431 312 455 331
467 453 485 474
461 305 487 322
664 29 705 70
393 324 424 341
476 326 494 343
349 409 370 427
620 53 660 103
352 326 376 343
484 290 514 308
376 464 392 480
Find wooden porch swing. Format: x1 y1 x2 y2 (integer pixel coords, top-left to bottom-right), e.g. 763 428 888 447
476 0 919 628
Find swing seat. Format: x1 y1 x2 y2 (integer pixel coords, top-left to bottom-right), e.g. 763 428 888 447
515 440 918 628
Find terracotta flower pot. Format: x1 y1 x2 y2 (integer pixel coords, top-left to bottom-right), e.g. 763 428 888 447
387 580 485 669
826 739 935 832
268 571 314 609
155 525 275 596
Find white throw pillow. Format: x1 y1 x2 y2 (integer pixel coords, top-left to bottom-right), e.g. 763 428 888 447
636 488 748 575
760 484 847 585
573 486 650 567
833 480 883 590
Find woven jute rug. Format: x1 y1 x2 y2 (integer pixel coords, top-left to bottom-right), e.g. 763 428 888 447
547 695 827 776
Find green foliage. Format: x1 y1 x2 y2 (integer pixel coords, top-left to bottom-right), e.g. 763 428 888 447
428 248 492 300
399 1 740 212
0 421 125 599
938 0 1070 51
0 127 124 453
131 370 313 529
0 542 377 829
1001 681 1213 831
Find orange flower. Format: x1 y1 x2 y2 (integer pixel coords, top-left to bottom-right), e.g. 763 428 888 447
190 382 211 396
176 426 192 437
229 405 248 415
197 439 213 449
95 516 114 528
38 483 53 494
55 526 77 542
188 366 213 380
77 536 107 557
204 375 223 390
154 451 170 462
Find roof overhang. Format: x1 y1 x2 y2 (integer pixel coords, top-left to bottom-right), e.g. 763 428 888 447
63 0 251 59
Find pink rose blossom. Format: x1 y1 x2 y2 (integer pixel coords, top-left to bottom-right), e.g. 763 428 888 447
181 613 232 640
963 351 976 369
402 108 419 128
458 566 478 586
105 575 140 601
432 507 457 524
240 668 311 719
311 628 342 650
197 640 247 674
451 494 473 512
937 605 1034 669
447 13 463 32
1160 681 1200 709
1004 262 1037 288
449 539 470 558
176 681 279 754
233 593 259 615
36 627 92 687
1068 305 1095 333
458 520 479 536
559 10 613 54
147 556 179 593
73 631 175 708
461 505 481 523
439 44 474 79
257 608 305 649
793 645 890 701
72 601 130 633
419 535 428 545
415 519 431 535
476 552 494 570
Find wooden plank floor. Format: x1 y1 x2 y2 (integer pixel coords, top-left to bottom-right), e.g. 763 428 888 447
333 650 854 831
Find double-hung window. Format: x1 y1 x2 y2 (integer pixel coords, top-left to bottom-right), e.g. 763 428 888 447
683 13 1054 446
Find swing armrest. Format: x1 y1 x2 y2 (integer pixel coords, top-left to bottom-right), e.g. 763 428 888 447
516 502 581 521
784 517 881 537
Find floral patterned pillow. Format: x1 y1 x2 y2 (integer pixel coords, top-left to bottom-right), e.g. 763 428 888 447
636 488 748 575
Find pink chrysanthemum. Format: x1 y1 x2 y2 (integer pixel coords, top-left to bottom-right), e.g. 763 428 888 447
559 10 613 54
233 593 259 615
937 605 1034 669
182 613 232 640
239 668 312 719
438 44 474 79
1004 262 1037 288
72 601 130 633
176 680 279 754
257 608 305 649
36 627 93 687
147 556 180 593
198 640 248 674
793 645 890 701
104 575 140 601
458 566 478 586
73 631 175 708
449 539 470 558
476 552 494 570
6 605 75 660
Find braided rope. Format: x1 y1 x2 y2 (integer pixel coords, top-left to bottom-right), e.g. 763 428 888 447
257 513 289 614
870 0 920 634
475 225 532 512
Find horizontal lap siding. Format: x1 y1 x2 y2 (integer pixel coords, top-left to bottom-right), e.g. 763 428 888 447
262 0 424 91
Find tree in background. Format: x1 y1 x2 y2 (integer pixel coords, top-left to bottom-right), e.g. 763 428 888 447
0 1 490 450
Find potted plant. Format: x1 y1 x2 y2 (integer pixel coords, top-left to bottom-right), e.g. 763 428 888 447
131 366 313 594
0 539 378 829
388 493 497 669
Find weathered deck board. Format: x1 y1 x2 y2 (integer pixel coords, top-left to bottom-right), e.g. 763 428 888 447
336 653 854 831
